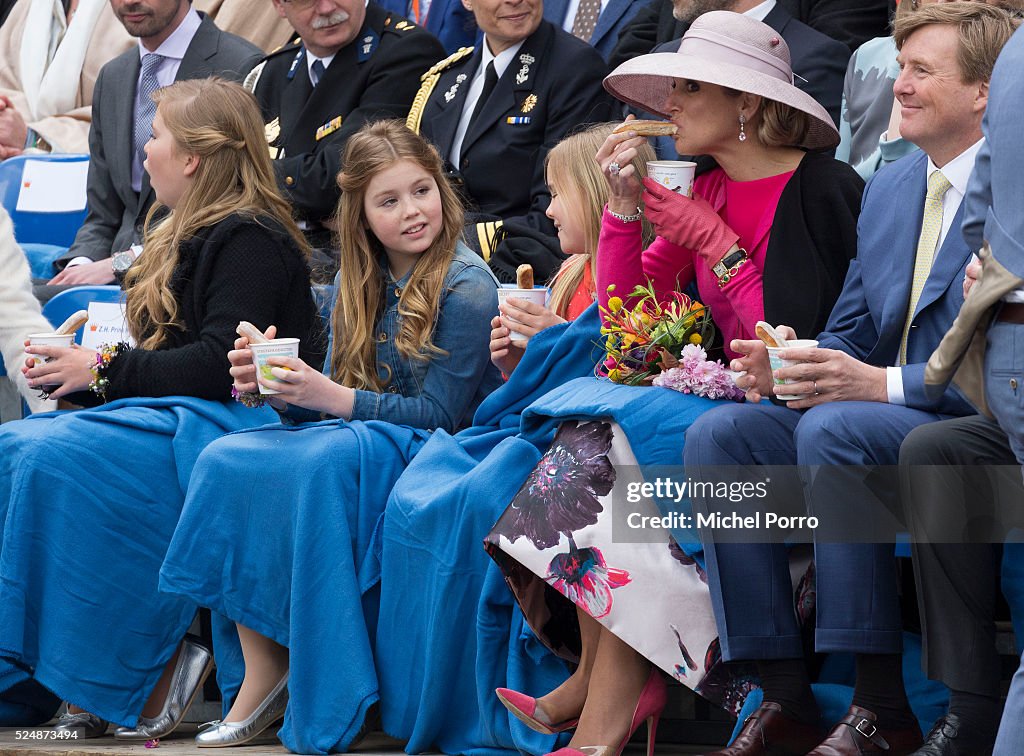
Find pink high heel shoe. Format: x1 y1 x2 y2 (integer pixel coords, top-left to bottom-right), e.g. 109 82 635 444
543 668 667 756
495 688 580 734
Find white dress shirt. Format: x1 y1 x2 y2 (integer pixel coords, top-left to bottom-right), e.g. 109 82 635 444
744 0 777 22
306 52 337 87
450 40 525 170
886 138 984 404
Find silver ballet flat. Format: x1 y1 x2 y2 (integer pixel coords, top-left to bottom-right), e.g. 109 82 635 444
53 710 109 738
114 638 214 740
194 672 289 748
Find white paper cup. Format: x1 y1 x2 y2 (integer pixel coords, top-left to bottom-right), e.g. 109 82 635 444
249 338 300 395
27 333 75 362
647 160 697 197
767 339 819 401
497 288 548 342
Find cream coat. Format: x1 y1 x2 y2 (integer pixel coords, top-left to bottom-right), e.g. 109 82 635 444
193 0 294 52
0 0 132 153
0 208 55 413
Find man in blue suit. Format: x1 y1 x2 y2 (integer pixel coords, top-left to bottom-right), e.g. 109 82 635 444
542 0 646 61
683 5 1015 755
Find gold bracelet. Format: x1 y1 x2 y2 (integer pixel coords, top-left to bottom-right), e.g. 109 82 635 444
716 256 749 288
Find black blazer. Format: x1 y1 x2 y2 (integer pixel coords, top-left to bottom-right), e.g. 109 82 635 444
419 20 613 235
776 0 890 52
251 3 445 225
91 214 325 404
762 151 863 338
611 0 887 64
61 14 263 265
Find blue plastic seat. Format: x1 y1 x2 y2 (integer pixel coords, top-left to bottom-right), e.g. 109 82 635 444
0 154 89 247
42 286 123 344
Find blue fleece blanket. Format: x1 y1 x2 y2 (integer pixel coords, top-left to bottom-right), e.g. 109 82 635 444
159 417 430 755
0 397 274 725
377 305 730 755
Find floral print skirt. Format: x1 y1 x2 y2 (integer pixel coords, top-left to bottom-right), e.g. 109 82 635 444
485 419 812 715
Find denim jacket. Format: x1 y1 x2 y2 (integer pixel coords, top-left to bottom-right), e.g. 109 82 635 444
285 242 502 432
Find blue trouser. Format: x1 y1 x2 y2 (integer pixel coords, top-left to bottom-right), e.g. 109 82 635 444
987 320 1024 753
683 400 947 661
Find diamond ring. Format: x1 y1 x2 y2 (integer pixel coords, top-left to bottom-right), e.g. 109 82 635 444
609 161 621 175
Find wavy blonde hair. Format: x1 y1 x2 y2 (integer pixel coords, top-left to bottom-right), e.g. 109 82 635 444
330 121 465 391
124 78 308 350
545 123 655 319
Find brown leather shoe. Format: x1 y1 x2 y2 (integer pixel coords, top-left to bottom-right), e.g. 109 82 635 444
807 705 923 755
701 702 823 755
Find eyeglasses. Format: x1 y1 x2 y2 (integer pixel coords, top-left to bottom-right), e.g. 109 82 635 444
281 0 320 9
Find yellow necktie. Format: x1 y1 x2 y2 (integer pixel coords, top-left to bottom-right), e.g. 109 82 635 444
899 169 953 365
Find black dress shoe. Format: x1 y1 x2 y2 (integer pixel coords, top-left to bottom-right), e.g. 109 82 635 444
910 715 996 756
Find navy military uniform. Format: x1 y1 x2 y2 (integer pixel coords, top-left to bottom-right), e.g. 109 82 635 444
246 3 445 237
409 20 613 256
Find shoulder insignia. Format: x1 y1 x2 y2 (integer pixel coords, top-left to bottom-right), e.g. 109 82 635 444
383 14 418 34
420 46 474 82
407 47 474 134
269 33 302 54
243 60 266 93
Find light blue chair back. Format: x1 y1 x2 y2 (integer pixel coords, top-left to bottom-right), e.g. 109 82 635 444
0 154 89 247
42 286 123 345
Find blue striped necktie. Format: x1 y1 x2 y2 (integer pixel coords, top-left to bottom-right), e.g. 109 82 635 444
134 53 165 180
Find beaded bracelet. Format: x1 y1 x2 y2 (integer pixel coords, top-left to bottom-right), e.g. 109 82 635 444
89 342 131 401
231 385 266 409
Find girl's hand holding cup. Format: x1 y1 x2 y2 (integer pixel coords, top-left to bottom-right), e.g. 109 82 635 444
498 296 564 341
490 315 525 376
228 324 277 394
22 339 97 399
255 354 337 412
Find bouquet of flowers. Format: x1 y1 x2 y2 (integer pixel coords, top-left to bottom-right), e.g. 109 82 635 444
598 282 744 402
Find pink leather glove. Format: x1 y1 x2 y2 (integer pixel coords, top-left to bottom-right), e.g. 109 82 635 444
642 177 740 267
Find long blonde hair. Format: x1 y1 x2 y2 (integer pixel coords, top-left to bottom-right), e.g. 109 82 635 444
330 121 465 391
545 123 655 319
124 78 308 350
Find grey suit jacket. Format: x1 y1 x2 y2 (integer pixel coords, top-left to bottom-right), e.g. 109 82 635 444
60 14 262 265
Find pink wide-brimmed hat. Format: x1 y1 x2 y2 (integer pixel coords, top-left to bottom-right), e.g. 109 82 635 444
604 11 839 152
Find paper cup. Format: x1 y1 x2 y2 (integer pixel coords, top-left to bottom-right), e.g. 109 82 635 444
767 339 819 401
497 288 548 342
27 333 75 362
249 338 300 395
647 160 697 197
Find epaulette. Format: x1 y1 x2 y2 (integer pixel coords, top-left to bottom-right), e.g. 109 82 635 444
243 60 266 93
420 46 474 82
243 39 302 93
383 14 421 34
406 46 475 134
263 38 303 59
